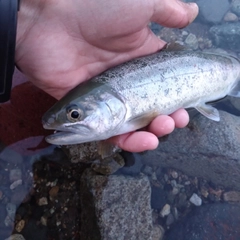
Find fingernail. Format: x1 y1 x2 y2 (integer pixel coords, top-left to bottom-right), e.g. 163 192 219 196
187 2 199 23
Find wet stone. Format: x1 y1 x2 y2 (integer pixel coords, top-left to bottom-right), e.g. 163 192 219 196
151 186 167 210
224 11 239 21
91 154 125 175
9 169 22 183
210 23 240 51
223 191 240 202
160 204 171 217
165 203 240 240
15 220 25 233
5 234 26 240
11 185 28 205
196 0 230 23
80 169 152 240
152 225 165 240
231 0 240 16
141 111 240 191
189 193 202 206
10 180 22 190
184 33 198 50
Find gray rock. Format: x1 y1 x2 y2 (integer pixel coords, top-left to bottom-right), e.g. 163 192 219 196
141 111 240 190
184 33 198 50
165 203 240 240
196 0 230 24
0 147 23 164
5 234 25 240
80 169 153 240
224 11 239 22
210 22 240 51
189 193 202 206
231 0 240 16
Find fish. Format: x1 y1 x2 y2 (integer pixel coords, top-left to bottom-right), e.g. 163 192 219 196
42 49 240 146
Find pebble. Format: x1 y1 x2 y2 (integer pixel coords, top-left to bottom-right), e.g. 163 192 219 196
172 187 180 195
170 180 177 188
189 193 202 206
38 197 48 206
141 165 153 176
181 31 188 36
223 191 240 202
4 215 14 227
160 204 171 217
224 11 238 21
5 234 26 240
184 33 198 50
40 216 48 226
171 171 178 179
49 186 59 201
10 180 22 190
152 225 165 240
15 219 25 232
231 0 240 16
9 169 22 182
166 213 175 226
6 203 17 219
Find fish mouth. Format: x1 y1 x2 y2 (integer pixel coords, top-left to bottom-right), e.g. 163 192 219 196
44 124 95 145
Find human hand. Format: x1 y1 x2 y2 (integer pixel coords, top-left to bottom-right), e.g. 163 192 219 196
16 0 198 151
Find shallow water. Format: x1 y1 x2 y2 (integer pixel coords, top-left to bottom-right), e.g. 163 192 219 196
1 3 240 239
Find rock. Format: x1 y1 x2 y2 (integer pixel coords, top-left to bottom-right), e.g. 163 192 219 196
165 203 240 240
141 111 240 191
223 191 240 202
184 33 198 50
166 213 175 226
231 0 240 16
0 147 23 164
141 165 154 176
6 203 16 219
160 204 171 217
210 23 240 51
10 180 22 190
11 185 28 205
49 186 59 201
9 169 22 182
80 169 153 240
151 186 167 210
5 234 25 240
38 197 48 206
91 154 125 175
152 225 165 240
189 193 202 206
224 11 239 22
196 0 230 24
15 220 25 233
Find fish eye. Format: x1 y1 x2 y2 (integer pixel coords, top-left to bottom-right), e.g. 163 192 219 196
66 105 82 122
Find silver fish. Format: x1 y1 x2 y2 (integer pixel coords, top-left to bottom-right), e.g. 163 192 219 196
42 50 240 145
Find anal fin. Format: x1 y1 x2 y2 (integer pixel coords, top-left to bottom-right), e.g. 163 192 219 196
195 104 220 121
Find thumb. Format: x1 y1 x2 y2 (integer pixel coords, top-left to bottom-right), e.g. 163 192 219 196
151 0 199 28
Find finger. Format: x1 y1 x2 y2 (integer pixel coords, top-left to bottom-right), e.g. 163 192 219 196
152 0 199 28
170 108 189 128
147 115 175 137
109 131 159 152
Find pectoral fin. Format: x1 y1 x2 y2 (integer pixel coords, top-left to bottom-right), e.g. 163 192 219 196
228 81 240 97
98 141 120 159
195 104 220 121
